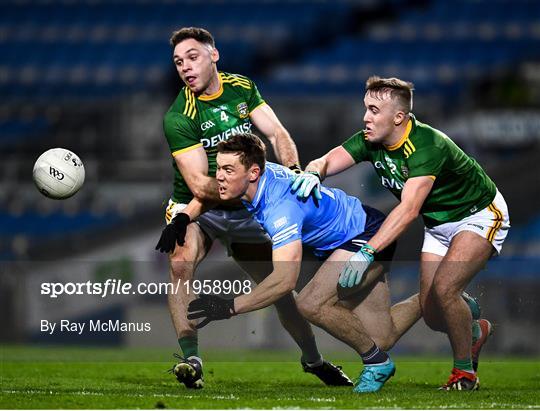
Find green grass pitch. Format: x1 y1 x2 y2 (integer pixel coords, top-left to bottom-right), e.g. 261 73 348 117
1 346 539 409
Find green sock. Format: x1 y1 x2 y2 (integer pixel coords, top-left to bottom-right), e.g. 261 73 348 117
454 358 474 373
178 336 199 358
472 320 481 344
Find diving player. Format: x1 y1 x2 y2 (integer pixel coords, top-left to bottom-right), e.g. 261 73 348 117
156 27 351 389
187 133 422 393
291 76 510 390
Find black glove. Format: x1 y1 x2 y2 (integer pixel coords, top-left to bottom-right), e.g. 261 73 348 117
187 294 236 329
155 213 190 253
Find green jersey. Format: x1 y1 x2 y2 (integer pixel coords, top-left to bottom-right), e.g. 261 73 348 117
342 114 497 227
163 72 265 203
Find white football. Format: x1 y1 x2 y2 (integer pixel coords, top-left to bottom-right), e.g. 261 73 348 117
33 148 85 199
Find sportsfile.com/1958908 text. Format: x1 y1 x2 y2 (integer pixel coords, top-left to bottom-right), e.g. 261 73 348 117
40 279 252 299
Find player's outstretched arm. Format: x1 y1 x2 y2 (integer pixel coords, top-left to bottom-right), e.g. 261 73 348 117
368 175 434 252
234 240 302 314
338 176 434 286
291 146 356 199
306 146 356 179
186 241 302 329
174 146 221 201
250 104 299 167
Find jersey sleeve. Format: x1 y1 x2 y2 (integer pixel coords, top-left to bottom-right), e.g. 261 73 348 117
341 131 369 163
262 200 304 250
246 78 266 113
163 111 201 156
407 144 445 179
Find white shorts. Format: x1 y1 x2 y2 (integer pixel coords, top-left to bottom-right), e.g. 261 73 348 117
422 190 510 257
165 199 271 254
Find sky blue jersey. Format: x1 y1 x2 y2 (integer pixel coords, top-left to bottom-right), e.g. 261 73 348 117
242 162 367 255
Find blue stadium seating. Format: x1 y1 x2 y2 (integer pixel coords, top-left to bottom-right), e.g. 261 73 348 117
0 117 50 146
0 1 352 102
263 0 540 97
0 208 126 260
1 1 537 139
0 1 356 144
0 210 120 237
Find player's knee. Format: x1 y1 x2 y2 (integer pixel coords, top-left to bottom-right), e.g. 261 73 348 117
432 280 460 307
169 252 196 281
296 293 322 322
170 245 190 262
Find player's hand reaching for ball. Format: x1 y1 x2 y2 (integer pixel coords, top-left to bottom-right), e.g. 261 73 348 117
187 294 236 329
155 213 190 253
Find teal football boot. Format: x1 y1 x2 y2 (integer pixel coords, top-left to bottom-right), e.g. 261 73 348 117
353 358 396 393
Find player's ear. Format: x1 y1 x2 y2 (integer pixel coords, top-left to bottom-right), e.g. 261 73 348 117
249 165 260 182
394 111 406 126
211 47 219 64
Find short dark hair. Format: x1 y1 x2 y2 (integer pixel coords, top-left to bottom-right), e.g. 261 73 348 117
365 76 414 113
217 133 266 174
170 27 215 48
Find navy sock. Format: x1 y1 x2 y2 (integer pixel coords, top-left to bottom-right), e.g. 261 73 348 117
361 344 388 365
299 334 323 365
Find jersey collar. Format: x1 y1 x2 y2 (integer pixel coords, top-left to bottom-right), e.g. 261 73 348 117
197 72 224 101
384 114 415 151
242 169 268 211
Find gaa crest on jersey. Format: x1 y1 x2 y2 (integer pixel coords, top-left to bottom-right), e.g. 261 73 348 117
401 165 409 178
237 102 249 119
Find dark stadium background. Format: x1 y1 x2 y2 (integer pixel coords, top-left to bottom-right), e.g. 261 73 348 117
1 0 539 357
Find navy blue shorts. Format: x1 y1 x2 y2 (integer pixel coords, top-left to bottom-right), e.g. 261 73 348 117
335 204 396 262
